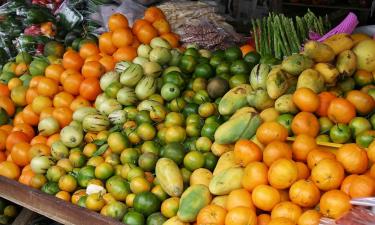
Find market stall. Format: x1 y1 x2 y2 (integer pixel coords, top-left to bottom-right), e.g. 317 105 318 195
0 0 375 225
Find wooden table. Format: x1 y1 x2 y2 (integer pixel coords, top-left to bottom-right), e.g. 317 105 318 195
0 176 124 225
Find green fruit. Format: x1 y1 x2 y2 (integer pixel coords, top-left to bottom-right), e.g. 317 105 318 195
225 47 242 62
136 110 152 124
316 134 331 142
209 55 225 68
104 81 122 98
201 121 220 141
77 166 95 188
183 151 205 171
371 114 375 129
183 103 199 117
160 143 186 165
0 72 15 84
277 114 294 136
193 90 211 105
147 212 167 225
72 38 82 51
161 83 180 101
184 48 200 58
41 182 60 195
29 59 49 76
319 117 334 134
106 176 131 201
216 61 230 74
120 148 140 165
177 184 211 222
243 51 261 66
180 167 192 184
179 55 197 74
0 108 9 125
20 74 32 87
260 55 281 66
77 195 87 208
133 192 161 216
95 162 114 180
203 152 218 171
330 124 352 144
16 52 32 64
194 63 213 79
162 71 184 87
349 117 372 137
229 73 248 88
44 41 65 58
356 130 375 148
106 201 127 220
337 77 355 93
230 60 250 75
123 211 145 225
155 158 184 197
138 152 158 172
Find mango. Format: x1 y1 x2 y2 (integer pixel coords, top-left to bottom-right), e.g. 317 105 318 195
281 54 314 76
218 84 252 116
209 167 244 195
213 151 237 176
155 158 184 197
323 33 354 55
303 41 335 62
336 50 357 77
297 69 325 93
314 63 340 85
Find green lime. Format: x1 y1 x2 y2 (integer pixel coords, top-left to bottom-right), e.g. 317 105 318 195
356 130 375 148
229 74 248 88
330 124 352 144
72 38 83 51
127 167 145 181
124 106 138 120
216 61 230 74
77 195 87 208
123 211 145 225
194 63 213 79
277 114 294 136
138 152 158 172
209 54 225 68
0 108 9 125
29 59 49 76
244 51 261 66
162 71 184 86
169 97 187 112
19 74 32 87
201 121 220 141
0 72 15 84
106 201 127 220
44 41 65 58
204 152 218 171
225 46 242 61
179 55 197 74
106 176 131 201
135 110 153 124
161 83 180 101
147 212 167 225
319 117 334 134
41 181 60 195
182 103 199 117
193 90 211 105
316 134 331 142
349 117 371 137
184 48 200 58
134 192 161 216
260 55 281 66
141 141 161 156
180 167 192 184
183 151 205 171
77 166 95 188
160 142 186 165
120 148 140 165
15 51 32 64
230 60 250 75
218 72 231 81
95 162 114 180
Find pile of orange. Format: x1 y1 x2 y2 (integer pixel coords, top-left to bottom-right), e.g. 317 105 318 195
99 7 179 63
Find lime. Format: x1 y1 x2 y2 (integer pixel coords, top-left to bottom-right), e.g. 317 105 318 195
201 121 220 141
184 48 200 58
180 167 192 183
169 97 187 112
230 60 250 75
44 41 65 58
29 59 49 76
77 195 87 208
260 55 281 66
192 77 207 92
209 54 225 68
330 124 352 144
147 212 167 225
356 130 375 148
104 81 122 98
218 72 231 81
198 57 210 64
134 192 161 216
162 71 184 86
41 181 60 195
204 152 218 171
182 103 199 117
183 151 205 171
108 132 130 154
127 167 145 181
138 152 158 172
106 176 131 201
316 134 331 142
151 185 168 201
319 117 334 135
124 106 138 120
15 52 32 64
349 117 371 137
244 51 261 65
179 55 197 74
135 110 153 124
195 137 212 152
120 148 140 165
193 90 211 104
229 74 248 88
277 114 294 136
95 162 114 180
194 63 213 79
225 46 242 61
371 114 375 129
216 61 231 74
161 83 180 101
123 211 145 225
137 123 156 141
46 166 66 182
160 142 186 165
19 74 32 87
77 166 95 188
141 141 161 156
0 72 15 84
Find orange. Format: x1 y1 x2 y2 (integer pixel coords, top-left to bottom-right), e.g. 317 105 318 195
160 33 179 48
225 206 257 225
268 217 295 225
63 74 84 95
31 96 53 114
6 131 30 151
11 142 31 166
152 18 171 35
234 139 262 166
39 107 54 120
0 161 20 180
257 214 271 225
0 125 13 134
263 141 292 167
268 158 298 189
113 46 137 62
144 7 165 23
298 210 321 225
292 87 320 112
296 162 310 179
18 169 35 186
112 28 133 48
85 54 101 63
15 63 28 76
0 129 7 151
136 24 158 44
197 204 226 225
226 189 254 211
22 104 39 126
108 13 129 31
53 107 73 127
271 201 302 223
349 175 375 198
336 143 368 174
26 87 38 105
256 121 288 145
242 162 268 191
0 96 15 116
53 91 75 108
340 174 359 195
60 69 80 84
311 159 345 191
292 134 317 162
0 83 10 97
47 133 60 147
291 112 320 137
62 50 84 71
55 191 71 201
99 32 117 55
37 77 59 97
79 43 100 59
327 98 356 124
12 123 35 140
306 148 335 169
13 112 26 126
346 90 375 115
81 61 106 78
45 64 65 82
99 55 115 72
252 185 281 211
79 78 101 101
132 19 150 34
28 143 50 160
240 44 255 56
8 78 22 90
70 96 91 111
319 190 351 219
289 179 320 208
316 91 337 117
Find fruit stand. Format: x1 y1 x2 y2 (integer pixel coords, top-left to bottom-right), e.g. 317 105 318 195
0 0 375 225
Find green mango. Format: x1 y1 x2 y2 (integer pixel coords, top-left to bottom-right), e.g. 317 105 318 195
281 54 314 76
247 89 274 111
218 84 252 116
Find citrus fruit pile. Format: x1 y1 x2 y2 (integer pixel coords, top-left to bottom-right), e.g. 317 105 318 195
0 9 374 225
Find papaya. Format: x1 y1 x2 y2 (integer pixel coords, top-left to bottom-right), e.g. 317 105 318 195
275 94 298 114
190 168 213 187
164 216 189 225
249 64 271 90
281 54 313 76
247 89 274 111
314 63 340 85
214 112 262 144
323 33 354 55
211 195 228 208
213 151 237 176
303 41 335 63
218 84 252 116
177 184 212 222
229 107 257 120
155 158 184 197
211 142 234 157
209 167 244 195
266 68 288 99
336 50 357 76
297 69 325 93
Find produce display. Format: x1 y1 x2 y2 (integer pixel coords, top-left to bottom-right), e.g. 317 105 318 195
0 3 375 225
